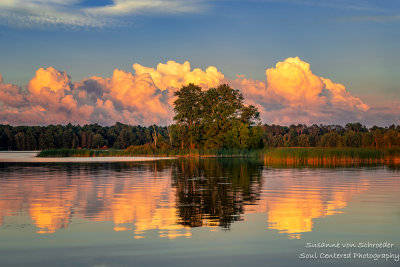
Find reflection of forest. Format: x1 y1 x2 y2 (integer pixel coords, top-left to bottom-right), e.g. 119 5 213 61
172 159 263 228
0 161 378 239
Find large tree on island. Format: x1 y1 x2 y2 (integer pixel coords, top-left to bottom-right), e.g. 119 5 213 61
173 83 203 149
173 83 262 149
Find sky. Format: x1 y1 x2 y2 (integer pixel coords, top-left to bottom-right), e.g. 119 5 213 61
0 0 399 126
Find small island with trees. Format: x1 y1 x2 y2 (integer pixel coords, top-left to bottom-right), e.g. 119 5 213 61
1 83 400 165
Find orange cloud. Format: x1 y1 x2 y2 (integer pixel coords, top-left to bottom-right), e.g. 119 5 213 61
133 60 224 91
266 57 324 103
0 78 26 108
0 58 397 126
234 57 371 125
28 67 71 94
76 69 173 125
0 61 225 125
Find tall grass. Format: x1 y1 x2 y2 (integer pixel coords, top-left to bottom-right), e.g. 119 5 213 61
261 147 400 166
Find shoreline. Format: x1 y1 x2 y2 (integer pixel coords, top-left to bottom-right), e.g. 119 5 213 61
0 152 175 163
2 147 400 165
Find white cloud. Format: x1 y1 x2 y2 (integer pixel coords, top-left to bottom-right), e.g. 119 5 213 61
87 0 204 16
0 0 205 28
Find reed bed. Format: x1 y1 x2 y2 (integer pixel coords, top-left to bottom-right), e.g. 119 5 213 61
261 147 400 166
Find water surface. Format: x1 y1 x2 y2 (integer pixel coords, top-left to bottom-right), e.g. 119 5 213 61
0 159 399 266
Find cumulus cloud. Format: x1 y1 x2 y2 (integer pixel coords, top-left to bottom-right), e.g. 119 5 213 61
0 58 397 126
0 61 223 125
0 67 93 125
0 76 27 109
76 69 173 125
233 57 371 125
133 60 224 91
0 0 205 28
28 67 72 94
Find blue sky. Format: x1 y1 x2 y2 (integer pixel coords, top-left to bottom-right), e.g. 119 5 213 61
1 1 399 98
0 0 399 125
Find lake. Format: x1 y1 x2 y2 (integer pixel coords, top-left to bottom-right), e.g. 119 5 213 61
0 158 399 267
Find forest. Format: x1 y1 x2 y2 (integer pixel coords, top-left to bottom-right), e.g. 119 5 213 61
1 83 400 151
1 121 400 151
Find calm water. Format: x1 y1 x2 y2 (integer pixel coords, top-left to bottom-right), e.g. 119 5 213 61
0 159 399 267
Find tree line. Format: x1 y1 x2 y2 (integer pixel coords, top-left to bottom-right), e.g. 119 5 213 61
1 122 400 151
262 123 400 148
0 123 169 151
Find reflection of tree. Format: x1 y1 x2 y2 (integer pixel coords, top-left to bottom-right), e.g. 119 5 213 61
171 159 262 228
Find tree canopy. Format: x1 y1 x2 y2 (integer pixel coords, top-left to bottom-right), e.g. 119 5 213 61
173 83 262 149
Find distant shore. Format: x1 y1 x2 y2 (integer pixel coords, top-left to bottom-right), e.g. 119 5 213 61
0 151 175 163
36 148 259 158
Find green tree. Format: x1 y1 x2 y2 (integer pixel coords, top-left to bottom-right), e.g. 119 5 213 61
42 129 55 149
342 131 362 147
362 132 374 147
173 83 203 149
62 129 73 148
345 122 367 133
383 129 398 148
115 128 134 149
372 129 383 149
202 84 257 148
248 125 263 149
320 132 340 147
173 83 261 149
15 132 26 150
92 133 106 148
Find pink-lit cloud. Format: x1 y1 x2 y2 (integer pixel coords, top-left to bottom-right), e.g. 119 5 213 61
233 57 373 125
28 67 72 94
0 58 398 126
133 61 224 91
